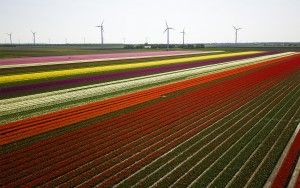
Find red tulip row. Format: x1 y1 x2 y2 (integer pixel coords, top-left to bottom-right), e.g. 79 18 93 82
272 129 300 188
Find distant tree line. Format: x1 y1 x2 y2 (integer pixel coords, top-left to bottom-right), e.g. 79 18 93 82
124 44 205 49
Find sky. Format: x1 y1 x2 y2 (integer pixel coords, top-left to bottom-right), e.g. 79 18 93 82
0 0 300 44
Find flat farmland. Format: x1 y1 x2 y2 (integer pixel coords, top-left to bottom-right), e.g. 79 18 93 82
0 50 299 187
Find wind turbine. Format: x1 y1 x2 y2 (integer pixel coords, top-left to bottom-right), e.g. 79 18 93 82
180 28 186 45
6 33 12 45
233 26 242 44
96 20 104 45
31 31 37 45
164 21 174 50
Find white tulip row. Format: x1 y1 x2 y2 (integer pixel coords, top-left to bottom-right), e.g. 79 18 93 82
0 52 295 123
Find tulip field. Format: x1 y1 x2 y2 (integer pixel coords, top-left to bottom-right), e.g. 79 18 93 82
0 50 299 187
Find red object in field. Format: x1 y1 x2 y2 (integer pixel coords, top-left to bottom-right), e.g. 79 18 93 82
272 130 300 188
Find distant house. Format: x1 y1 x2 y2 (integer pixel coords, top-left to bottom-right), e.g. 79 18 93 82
144 45 152 49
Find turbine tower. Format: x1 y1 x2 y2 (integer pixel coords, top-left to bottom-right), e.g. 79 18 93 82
233 26 242 44
180 28 186 45
96 20 104 45
6 33 12 45
31 31 37 45
164 21 174 50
